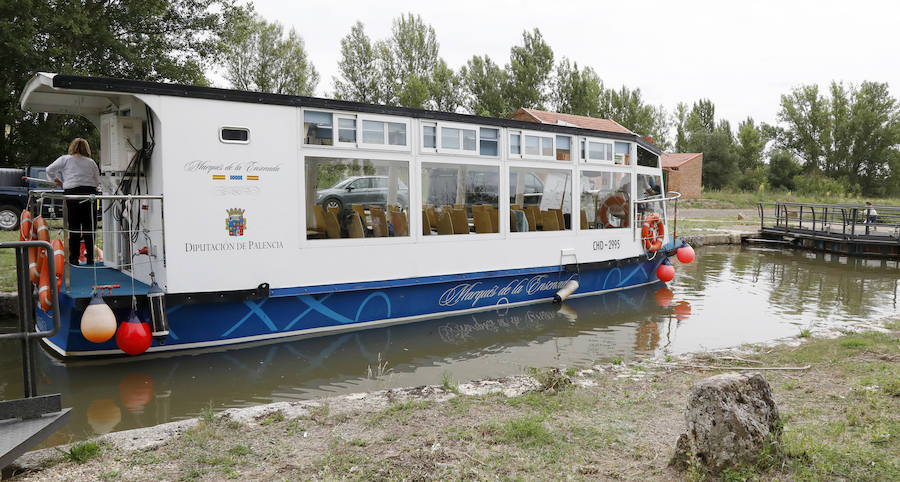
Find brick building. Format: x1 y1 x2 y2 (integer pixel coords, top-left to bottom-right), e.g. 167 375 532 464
661 153 703 199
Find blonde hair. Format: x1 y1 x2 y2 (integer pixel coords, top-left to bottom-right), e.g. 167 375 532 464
68 138 91 157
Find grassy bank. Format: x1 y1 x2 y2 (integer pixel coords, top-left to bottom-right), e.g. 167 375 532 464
680 189 900 210
11 321 899 481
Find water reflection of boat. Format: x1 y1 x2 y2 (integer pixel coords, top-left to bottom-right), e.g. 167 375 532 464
25 284 668 437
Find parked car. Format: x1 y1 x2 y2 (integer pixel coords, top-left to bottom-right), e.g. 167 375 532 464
0 166 64 230
316 175 410 212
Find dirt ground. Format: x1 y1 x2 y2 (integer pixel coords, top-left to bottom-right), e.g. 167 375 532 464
8 319 899 481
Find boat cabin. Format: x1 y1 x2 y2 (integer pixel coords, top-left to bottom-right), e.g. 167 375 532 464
20 73 668 299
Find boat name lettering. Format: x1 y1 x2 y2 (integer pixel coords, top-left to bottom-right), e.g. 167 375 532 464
184 240 284 253
439 274 578 307
184 160 282 174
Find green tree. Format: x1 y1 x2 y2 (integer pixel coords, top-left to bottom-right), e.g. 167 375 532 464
503 28 554 111
460 55 508 117
2 0 236 167
735 117 765 171
598 86 670 150
673 102 690 152
552 59 602 117
775 81 900 195
767 150 801 190
381 13 441 108
334 21 382 103
429 59 462 112
221 11 318 95
680 100 737 189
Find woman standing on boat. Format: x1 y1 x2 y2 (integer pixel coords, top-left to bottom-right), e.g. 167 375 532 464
46 138 101 265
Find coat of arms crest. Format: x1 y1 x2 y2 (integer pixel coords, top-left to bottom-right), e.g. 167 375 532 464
226 208 246 236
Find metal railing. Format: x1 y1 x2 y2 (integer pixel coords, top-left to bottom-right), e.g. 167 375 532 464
632 190 682 245
28 192 165 291
758 202 900 243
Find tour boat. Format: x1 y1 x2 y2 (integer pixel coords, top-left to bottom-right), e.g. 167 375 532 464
19 72 687 358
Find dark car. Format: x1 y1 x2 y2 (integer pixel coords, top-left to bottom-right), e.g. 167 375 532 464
0 166 64 230
316 175 410 212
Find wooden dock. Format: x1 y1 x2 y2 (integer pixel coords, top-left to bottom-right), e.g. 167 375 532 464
749 202 900 259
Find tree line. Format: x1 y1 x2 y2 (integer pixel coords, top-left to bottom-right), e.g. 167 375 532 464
3 2 898 197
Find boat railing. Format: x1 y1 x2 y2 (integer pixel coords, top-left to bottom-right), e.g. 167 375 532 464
758 202 900 243
27 192 165 292
632 191 682 246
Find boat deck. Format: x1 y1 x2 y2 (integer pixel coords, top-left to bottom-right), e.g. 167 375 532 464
65 264 150 299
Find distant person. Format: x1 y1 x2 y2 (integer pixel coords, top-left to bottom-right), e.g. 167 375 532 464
46 138 101 265
865 201 878 224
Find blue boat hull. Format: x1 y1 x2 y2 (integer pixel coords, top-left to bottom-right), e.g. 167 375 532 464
37 254 669 357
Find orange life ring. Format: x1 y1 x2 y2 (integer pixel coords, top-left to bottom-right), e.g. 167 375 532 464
52 238 65 292
598 194 629 228
641 213 664 252
20 210 33 241
33 216 50 280
38 250 51 312
29 246 40 284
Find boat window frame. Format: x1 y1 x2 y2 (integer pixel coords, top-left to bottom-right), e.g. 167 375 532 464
578 165 635 232
420 120 501 159
507 160 578 236
219 126 250 144
357 114 411 151
302 154 416 246
581 136 615 164
334 114 358 147
520 130 565 163
418 156 504 240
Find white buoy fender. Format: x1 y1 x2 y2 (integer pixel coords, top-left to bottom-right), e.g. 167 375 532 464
552 280 579 304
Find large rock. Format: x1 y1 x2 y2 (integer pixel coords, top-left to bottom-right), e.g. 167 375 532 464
671 372 781 473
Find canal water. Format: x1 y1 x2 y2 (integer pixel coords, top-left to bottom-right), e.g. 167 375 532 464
1 245 898 446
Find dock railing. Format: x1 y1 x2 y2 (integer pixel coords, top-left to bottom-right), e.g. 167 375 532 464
0 240 69 470
758 202 900 244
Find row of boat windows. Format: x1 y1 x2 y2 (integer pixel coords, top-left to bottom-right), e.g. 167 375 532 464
299 110 653 167
305 156 663 240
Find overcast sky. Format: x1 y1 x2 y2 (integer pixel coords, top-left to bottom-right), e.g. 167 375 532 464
247 0 899 132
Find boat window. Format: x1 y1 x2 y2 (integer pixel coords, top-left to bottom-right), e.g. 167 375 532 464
462 129 477 151
220 127 249 144
441 127 461 150
580 170 632 230
305 156 410 240
338 118 356 143
421 162 500 235
508 167 572 232
304 111 333 145
362 120 385 144
614 141 631 165
636 173 664 223
637 145 659 167
480 128 498 156
510 132 522 156
423 124 437 149
524 135 540 156
556 135 571 161
522 133 555 160
388 122 406 146
588 141 613 162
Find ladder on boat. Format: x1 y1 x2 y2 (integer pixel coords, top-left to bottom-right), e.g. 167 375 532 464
0 240 70 471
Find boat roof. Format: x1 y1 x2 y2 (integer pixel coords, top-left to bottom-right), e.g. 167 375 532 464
30 73 661 155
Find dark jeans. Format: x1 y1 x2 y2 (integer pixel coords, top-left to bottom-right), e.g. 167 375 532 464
65 186 97 265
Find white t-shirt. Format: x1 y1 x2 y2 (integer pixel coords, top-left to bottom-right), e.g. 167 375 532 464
46 154 100 190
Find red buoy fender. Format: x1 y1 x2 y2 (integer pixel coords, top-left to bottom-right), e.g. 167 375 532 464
676 245 695 264
656 263 675 283
641 213 664 252
116 311 153 356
